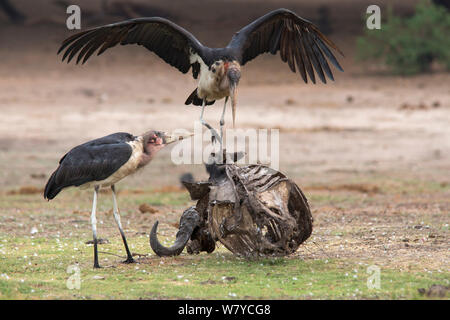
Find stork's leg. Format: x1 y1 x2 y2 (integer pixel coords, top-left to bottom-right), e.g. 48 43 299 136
91 186 100 268
111 185 135 264
199 99 221 145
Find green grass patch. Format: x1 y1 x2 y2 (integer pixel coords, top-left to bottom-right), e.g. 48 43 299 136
0 236 448 300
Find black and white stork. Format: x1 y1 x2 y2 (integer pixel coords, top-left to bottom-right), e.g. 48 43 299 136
44 130 188 268
58 8 343 143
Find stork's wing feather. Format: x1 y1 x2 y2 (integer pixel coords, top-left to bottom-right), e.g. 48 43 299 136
58 18 208 78
44 133 134 200
228 8 343 83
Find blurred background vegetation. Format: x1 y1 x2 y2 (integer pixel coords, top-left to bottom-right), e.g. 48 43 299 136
357 0 450 75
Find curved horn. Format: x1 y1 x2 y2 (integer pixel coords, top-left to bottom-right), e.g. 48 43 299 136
150 207 201 257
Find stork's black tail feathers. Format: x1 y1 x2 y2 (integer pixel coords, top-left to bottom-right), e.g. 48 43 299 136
185 88 215 106
44 169 62 200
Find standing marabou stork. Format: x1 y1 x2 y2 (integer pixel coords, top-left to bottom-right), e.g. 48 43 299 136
44 130 189 268
58 8 343 143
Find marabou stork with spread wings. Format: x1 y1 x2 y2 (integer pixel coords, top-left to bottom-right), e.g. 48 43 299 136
58 8 343 143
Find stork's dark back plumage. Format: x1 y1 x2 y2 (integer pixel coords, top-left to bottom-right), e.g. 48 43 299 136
44 132 135 200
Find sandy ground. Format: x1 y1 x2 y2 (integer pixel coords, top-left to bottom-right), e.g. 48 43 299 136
0 26 448 189
0 0 449 281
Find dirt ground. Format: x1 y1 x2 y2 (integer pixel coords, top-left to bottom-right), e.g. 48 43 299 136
0 0 448 299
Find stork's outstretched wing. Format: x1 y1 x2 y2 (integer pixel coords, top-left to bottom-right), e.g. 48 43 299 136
58 18 209 78
228 8 343 83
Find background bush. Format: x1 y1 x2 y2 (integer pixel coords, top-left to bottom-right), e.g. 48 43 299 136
357 1 450 75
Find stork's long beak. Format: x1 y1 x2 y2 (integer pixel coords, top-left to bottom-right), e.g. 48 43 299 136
161 132 194 145
227 68 240 127
230 84 238 128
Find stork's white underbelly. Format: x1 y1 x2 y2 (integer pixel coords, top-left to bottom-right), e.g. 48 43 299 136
79 138 144 189
196 62 229 101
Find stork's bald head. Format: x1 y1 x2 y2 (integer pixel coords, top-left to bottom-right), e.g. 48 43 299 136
212 60 241 127
142 131 192 156
212 60 241 86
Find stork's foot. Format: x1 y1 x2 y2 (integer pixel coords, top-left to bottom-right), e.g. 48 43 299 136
122 256 136 264
93 263 101 269
210 130 222 145
200 120 221 145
